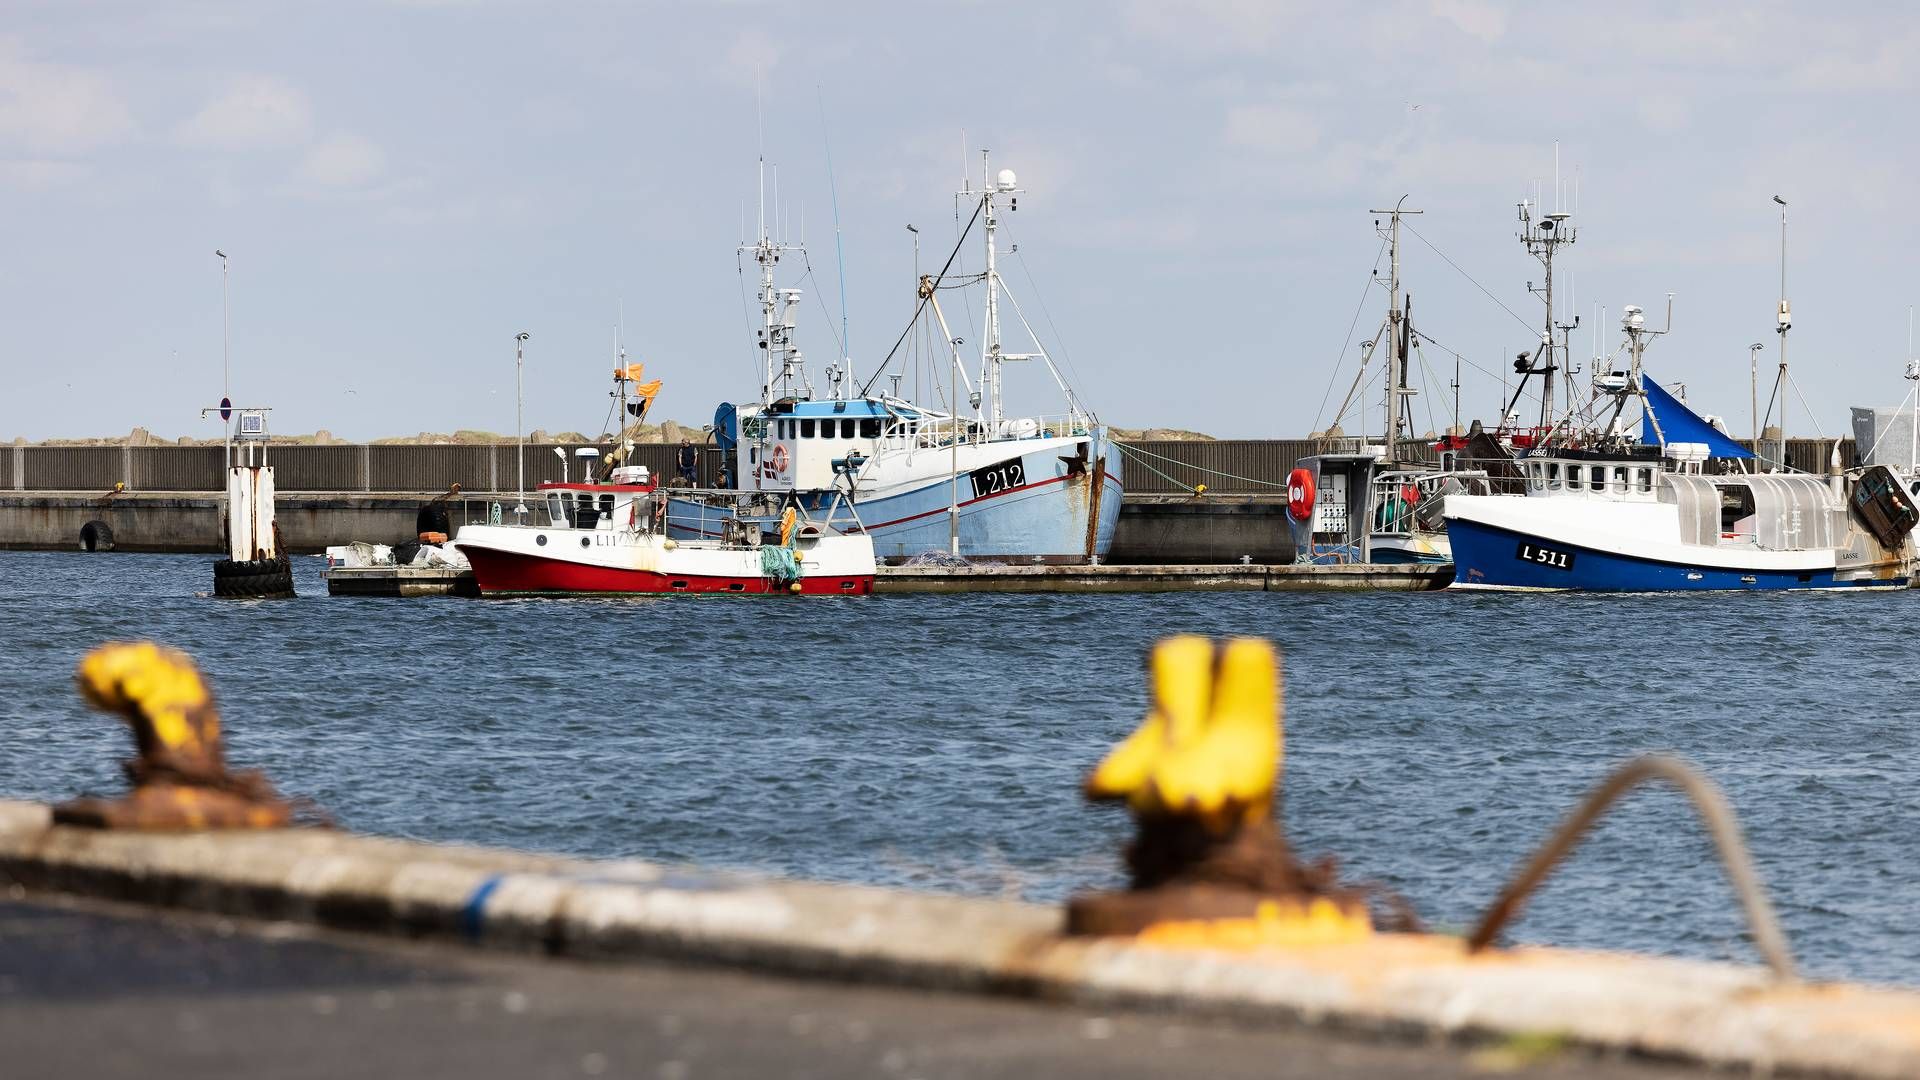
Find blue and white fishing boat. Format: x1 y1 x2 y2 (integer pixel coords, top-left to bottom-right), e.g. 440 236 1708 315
1445 307 1916 591
675 154 1122 563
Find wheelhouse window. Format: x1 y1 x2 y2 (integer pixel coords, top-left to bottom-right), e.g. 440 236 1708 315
860 418 881 438
1636 468 1653 493
1546 462 1561 489
800 419 816 438
841 419 856 438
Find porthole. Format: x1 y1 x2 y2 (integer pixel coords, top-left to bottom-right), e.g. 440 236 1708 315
535 534 547 546
580 536 591 548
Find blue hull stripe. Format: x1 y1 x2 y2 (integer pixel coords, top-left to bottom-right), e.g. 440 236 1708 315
1449 517 1905 591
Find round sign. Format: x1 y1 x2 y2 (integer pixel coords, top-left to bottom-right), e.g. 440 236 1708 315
219 396 232 422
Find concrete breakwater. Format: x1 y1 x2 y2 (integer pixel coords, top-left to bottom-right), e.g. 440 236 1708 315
0 490 1298 564
0 437 1852 561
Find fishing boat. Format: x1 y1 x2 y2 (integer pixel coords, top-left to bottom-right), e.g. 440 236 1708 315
1287 199 1499 565
455 466 875 596
1445 307 1917 591
677 154 1122 564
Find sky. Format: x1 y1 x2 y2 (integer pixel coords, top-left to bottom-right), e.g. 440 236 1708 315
2 1 1917 442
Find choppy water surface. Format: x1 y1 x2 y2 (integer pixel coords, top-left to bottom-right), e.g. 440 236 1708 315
2 550 1916 983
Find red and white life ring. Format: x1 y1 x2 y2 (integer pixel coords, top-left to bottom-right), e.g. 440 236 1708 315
1286 467 1316 522
771 444 791 473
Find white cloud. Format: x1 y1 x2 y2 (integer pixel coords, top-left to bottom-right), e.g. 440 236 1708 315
0 38 133 154
1122 0 1306 55
1224 103 1322 154
1430 0 1508 42
0 158 89 190
722 28 782 83
179 75 312 148
295 132 386 188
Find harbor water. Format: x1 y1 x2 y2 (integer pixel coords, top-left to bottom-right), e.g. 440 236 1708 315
2 550 1915 984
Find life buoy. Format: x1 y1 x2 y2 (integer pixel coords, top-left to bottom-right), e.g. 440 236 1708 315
771 444 791 473
1286 468 1316 522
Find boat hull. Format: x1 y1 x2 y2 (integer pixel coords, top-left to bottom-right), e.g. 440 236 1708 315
1447 517 1904 592
454 524 875 597
673 434 1124 563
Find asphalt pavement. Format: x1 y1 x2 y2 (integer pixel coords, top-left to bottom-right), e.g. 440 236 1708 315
0 891 1704 1079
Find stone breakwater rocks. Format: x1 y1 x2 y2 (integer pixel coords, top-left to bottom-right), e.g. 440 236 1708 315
2 799 1919 1076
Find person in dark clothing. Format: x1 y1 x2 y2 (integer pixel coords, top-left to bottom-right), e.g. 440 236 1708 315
676 439 699 485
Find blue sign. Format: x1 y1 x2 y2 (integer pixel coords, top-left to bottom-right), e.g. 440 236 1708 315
219 396 232 422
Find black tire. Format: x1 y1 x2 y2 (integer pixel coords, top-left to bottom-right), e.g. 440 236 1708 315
79 520 114 553
213 555 296 599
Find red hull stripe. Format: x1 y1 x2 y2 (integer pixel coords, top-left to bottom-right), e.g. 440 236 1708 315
463 546 872 596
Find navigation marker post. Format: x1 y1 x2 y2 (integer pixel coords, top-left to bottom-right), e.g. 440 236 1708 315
197 403 293 598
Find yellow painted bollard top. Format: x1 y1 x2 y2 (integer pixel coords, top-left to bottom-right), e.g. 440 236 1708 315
1085 635 1281 833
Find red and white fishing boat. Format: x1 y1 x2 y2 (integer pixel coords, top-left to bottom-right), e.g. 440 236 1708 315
454 467 876 596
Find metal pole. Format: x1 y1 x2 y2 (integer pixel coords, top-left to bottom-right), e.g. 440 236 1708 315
1775 196 1789 471
515 331 529 513
950 284 961 558
216 250 230 400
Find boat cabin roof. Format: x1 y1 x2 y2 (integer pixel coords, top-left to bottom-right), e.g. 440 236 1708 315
763 397 919 421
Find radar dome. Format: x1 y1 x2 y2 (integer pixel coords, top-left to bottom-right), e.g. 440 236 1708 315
996 168 1017 191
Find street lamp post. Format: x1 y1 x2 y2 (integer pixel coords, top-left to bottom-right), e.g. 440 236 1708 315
215 250 230 402
515 331 530 515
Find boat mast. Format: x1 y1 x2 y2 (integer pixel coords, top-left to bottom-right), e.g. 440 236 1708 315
1771 195 1790 470
1518 174 1577 435
973 150 1019 429
1370 198 1421 464
744 156 810 405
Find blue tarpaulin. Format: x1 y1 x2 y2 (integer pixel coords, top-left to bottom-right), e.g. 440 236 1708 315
1641 377 1754 459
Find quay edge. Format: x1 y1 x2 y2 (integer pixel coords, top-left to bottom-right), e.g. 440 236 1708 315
2 797 1919 1078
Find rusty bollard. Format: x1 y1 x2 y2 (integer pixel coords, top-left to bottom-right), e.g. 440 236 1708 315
53 642 302 830
1067 636 1373 946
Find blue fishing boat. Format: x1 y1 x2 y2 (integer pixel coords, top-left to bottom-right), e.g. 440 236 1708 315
672 154 1121 563
1445 310 1916 591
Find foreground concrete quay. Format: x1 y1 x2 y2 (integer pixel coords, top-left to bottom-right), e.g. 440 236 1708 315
1 894 1692 1080
4 799 1919 1078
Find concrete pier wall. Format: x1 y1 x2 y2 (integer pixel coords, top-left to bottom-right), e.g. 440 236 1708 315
0 437 1857 558
6 438 1857 495
0 490 1294 562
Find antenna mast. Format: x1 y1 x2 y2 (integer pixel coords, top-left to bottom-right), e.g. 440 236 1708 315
967 150 1022 428
1369 197 1422 463
743 156 811 405
1518 180 1578 434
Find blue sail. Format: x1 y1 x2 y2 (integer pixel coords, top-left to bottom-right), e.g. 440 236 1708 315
1640 377 1754 459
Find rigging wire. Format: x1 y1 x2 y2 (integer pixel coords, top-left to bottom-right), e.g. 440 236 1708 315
799 253 848 358
856 196 986 398
1401 221 1538 337
1312 237 1390 434
998 217 1091 406
735 251 762 379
